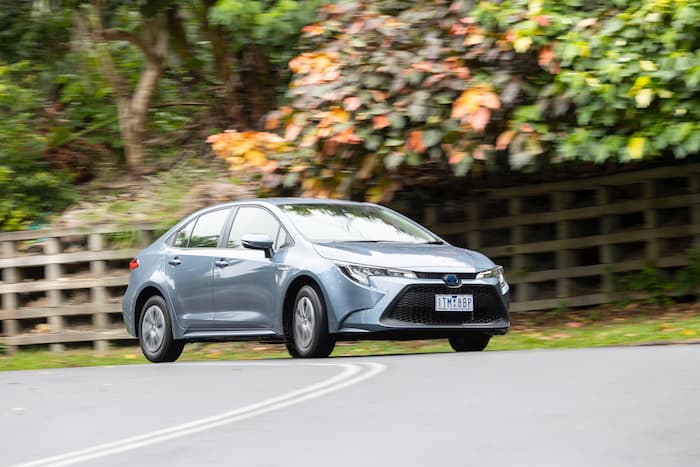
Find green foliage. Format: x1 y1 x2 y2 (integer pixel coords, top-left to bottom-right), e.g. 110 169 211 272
508 0 700 162
52 53 121 149
615 250 700 305
0 0 74 63
105 230 144 249
0 63 75 231
219 0 700 201
615 262 677 305
674 249 700 296
0 0 325 230
209 0 321 61
208 0 324 108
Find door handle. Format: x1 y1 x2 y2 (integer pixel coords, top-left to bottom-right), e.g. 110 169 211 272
214 259 230 268
168 257 181 266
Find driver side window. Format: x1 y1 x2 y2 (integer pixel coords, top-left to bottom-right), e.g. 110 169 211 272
227 207 287 249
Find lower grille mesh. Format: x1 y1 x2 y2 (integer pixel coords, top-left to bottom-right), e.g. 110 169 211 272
382 285 506 326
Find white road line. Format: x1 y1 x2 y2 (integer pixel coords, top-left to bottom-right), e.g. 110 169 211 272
12 361 386 467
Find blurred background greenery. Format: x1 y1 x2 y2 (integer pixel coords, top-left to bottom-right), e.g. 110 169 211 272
1 1 699 364
0 0 698 230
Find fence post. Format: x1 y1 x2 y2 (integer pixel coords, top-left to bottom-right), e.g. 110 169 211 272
597 186 615 297
138 229 154 248
44 237 64 352
691 174 700 252
643 180 660 261
89 233 108 354
509 197 531 302
1 241 19 354
553 191 572 299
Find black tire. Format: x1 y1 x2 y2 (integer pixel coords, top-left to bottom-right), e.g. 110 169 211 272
449 334 491 352
138 295 185 363
285 285 335 358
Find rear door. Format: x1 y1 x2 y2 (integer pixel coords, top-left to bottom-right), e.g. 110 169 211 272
211 206 290 330
163 207 232 332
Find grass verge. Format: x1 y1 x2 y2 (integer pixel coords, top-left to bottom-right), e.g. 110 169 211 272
1 304 698 372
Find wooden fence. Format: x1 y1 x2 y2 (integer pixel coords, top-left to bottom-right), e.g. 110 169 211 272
0 225 159 353
1 162 699 352
403 163 700 312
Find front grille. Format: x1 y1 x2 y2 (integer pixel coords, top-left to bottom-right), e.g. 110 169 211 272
415 272 477 280
382 284 506 326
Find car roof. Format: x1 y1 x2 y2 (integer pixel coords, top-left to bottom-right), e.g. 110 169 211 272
210 197 371 208
164 198 373 240
175 198 377 227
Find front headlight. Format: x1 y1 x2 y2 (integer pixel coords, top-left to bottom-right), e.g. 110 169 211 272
337 263 417 286
477 266 507 292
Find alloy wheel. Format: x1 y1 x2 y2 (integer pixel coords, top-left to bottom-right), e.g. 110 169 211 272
141 305 165 353
294 296 315 350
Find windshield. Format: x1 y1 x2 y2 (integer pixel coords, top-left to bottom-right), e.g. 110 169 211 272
279 203 439 243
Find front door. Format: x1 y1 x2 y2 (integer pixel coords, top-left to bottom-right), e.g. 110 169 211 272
212 206 289 330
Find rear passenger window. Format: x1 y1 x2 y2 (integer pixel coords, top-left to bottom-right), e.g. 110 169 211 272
188 208 231 248
172 219 195 248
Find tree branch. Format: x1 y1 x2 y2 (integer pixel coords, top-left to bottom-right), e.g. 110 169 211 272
101 28 154 59
130 17 169 118
75 9 129 101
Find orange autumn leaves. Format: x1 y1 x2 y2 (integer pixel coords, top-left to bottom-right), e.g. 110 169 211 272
451 85 501 133
288 52 340 86
209 83 503 189
206 131 291 173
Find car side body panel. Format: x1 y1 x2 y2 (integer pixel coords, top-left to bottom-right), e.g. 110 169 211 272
122 244 169 337
162 246 217 332
212 247 277 330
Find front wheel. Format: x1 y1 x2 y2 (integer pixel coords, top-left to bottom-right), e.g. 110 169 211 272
139 295 185 363
449 334 491 352
286 285 335 358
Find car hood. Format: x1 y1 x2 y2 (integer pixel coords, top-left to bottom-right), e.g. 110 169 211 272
313 242 494 272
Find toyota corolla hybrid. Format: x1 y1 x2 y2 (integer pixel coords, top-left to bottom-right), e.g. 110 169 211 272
122 199 510 361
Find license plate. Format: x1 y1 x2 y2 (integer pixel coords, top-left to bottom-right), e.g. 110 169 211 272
435 294 474 312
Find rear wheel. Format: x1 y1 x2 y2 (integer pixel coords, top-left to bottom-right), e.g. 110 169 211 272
139 295 184 363
286 285 335 358
449 334 491 352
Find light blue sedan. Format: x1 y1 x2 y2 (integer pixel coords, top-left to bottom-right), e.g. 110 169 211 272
122 199 510 361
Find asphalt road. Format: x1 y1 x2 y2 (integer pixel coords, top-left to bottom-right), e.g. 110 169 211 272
2 345 699 467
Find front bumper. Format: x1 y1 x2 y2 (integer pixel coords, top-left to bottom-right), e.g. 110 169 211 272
333 275 509 337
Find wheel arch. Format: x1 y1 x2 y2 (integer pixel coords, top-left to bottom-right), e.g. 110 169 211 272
282 274 334 338
133 284 168 338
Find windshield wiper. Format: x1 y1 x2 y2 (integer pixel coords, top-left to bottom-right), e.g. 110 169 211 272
421 240 444 245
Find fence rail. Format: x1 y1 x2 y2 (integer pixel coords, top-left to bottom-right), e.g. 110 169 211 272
1 162 699 352
403 163 700 312
0 225 159 353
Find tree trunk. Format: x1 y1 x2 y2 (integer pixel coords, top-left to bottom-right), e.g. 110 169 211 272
166 5 202 81
117 102 145 171
239 45 275 129
80 2 169 173
200 0 244 129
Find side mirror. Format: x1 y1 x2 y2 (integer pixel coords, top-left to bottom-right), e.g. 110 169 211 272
241 233 274 258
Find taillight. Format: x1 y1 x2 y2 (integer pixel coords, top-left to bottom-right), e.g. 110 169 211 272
129 258 139 271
